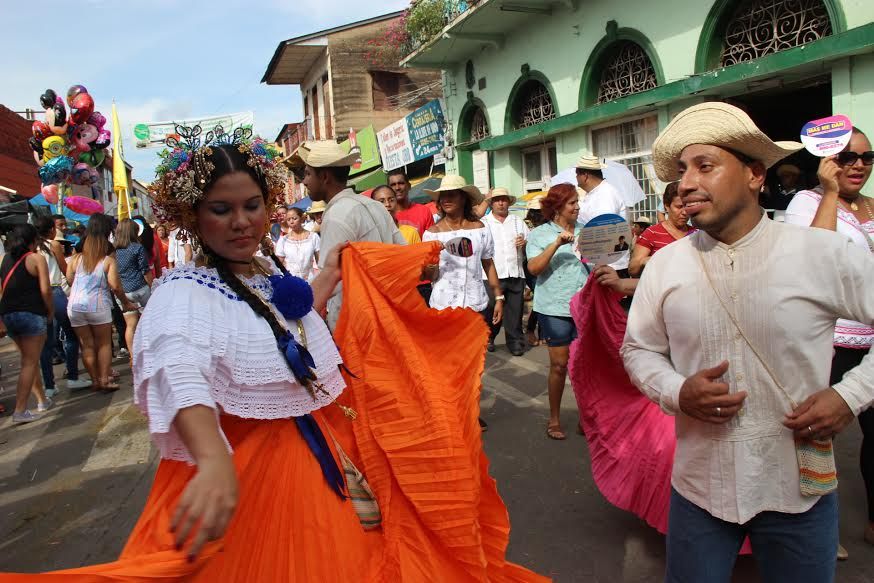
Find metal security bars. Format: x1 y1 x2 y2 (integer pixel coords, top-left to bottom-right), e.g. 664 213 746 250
597 42 658 104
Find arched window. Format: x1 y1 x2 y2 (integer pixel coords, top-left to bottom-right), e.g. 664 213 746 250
470 107 490 142
721 0 832 67
511 81 555 130
597 41 658 104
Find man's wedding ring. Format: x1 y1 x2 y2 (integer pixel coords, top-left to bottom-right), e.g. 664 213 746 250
716 407 722 417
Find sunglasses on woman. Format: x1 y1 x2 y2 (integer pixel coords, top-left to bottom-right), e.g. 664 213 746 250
836 151 874 166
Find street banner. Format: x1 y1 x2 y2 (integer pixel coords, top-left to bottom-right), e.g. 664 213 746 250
577 213 631 266
377 117 414 171
408 99 445 161
377 100 446 171
132 111 255 149
112 103 131 220
341 125 381 175
800 114 853 157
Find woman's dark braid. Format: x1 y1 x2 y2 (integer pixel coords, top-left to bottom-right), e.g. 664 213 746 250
269 252 289 276
204 248 287 341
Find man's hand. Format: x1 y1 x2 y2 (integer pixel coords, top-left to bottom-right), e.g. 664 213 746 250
678 361 747 424
783 388 854 440
514 235 526 249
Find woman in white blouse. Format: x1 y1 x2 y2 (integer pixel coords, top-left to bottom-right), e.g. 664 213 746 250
422 176 503 323
275 207 320 281
785 127 874 557
423 176 503 431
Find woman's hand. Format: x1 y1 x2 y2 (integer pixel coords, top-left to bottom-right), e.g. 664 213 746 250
171 454 238 561
555 231 575 247
817 155 842 196
515 235 526 249
492 299 504 325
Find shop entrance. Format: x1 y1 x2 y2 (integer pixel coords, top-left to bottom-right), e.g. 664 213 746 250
726 76 832 212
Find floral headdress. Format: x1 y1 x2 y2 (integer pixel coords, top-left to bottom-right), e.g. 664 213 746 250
149 124 287 247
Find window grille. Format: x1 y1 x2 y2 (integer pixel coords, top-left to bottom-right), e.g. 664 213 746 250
721 0 832 67
470 107 490 142
512 82 555 130
591 116 660 222
597 42 658 104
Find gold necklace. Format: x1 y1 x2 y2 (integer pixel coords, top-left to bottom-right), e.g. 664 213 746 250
840 196 860 211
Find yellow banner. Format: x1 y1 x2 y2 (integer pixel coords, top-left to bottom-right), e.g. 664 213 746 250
112 102 131 220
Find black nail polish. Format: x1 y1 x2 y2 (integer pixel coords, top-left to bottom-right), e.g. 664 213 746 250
187 554 195 563
175 543 182 551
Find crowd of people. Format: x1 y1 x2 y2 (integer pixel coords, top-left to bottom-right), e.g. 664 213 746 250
1 100 873 582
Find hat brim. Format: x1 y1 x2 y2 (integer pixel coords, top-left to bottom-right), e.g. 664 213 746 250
653 104 803 182
297 147 360 168
426 185 484 205
486 194 518 205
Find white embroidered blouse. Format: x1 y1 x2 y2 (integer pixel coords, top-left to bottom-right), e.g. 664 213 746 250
785 189 874 349
132 264 345 464
423 227 494 312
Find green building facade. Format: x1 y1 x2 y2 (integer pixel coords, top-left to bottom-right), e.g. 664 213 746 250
402 0 874 218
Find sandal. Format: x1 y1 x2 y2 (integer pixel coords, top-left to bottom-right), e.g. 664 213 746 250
546 423 567 440
0 403 6 414
100 382 121 392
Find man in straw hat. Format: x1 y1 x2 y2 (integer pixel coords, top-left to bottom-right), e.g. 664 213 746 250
576 154 630 274
621 102 874 581
298 140 405 329
304 200 326 233
481 187 529 356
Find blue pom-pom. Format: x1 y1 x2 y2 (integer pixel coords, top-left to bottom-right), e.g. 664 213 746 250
269 274 314 320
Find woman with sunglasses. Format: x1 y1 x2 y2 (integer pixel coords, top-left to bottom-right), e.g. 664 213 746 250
786 127 874 559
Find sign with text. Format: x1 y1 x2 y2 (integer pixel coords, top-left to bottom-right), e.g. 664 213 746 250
132 111 254 149
377 118 414 171
800 115 853 157
377 100 446 171
577 213 631 266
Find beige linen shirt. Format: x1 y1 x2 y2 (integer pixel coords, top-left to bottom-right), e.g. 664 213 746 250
621 215 874 524
317 188 406 329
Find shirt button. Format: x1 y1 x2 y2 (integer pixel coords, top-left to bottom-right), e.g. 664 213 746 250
731 293 739 301
736 373 744 382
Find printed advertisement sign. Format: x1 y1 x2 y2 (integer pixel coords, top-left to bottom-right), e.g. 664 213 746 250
377 100 446 171
132 111 255 149
408 99 445 160
577 213 632 266
377 118 414 171
800 115 853 157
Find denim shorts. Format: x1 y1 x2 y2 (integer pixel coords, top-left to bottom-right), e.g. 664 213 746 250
537 314 577 347
125 285 152 313
2 311 48 339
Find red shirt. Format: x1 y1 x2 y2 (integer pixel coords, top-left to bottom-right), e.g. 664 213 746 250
395 203 435 236
636 222 695 255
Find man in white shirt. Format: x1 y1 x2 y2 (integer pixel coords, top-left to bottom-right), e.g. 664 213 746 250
167 227 192 269
482 187 529 356
576 155 630 274
621 102 874 582
298 140 405 330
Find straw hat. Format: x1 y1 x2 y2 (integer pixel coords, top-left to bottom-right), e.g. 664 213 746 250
294 140 361 168
485 187 517 206
306 200 327 214
425 174 484 205
575 155 605 171
526 194 546 210
652 102 804 182
633 216 652 226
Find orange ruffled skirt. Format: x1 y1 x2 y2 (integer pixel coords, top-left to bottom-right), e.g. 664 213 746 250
0 241 548 583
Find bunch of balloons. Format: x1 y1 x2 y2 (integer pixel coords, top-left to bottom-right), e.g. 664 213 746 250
27 85 110 208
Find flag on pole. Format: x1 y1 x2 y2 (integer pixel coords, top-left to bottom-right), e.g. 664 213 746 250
112 102 132 220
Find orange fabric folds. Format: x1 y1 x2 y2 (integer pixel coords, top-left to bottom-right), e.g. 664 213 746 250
330 241 547 582
0 241 546 582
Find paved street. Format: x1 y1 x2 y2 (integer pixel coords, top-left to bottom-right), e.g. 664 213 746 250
2 335 874 581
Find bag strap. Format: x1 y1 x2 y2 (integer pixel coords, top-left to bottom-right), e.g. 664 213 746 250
2 252 32 292
694 245 797 409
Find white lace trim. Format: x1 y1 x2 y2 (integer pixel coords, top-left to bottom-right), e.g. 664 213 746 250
133 264 345 463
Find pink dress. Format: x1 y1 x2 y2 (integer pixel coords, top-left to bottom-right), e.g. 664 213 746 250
568 279 752 553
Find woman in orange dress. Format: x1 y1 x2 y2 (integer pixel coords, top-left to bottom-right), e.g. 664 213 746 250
0 129 547 582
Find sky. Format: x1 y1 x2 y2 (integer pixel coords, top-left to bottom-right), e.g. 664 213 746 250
3 0 408 182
